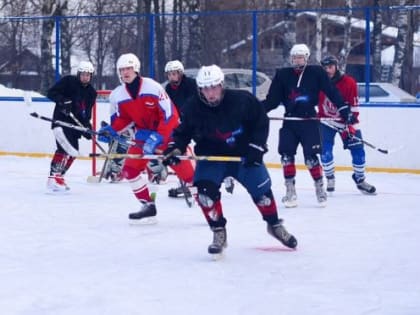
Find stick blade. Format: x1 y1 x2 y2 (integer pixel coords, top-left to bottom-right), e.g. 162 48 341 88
87 175 101 183
23 91 32 107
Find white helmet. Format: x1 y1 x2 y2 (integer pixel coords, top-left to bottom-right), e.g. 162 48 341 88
116 53 141 73
77 61 94 74
290 44 310 60
196 65 224 88
165 60 184 73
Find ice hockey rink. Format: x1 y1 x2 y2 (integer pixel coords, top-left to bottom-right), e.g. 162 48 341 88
1 155 419 315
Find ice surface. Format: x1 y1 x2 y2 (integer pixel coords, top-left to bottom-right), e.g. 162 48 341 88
1 156 420 315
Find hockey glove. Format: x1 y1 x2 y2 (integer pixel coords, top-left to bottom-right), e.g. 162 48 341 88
58 99 72 115
143 132 163 155
162 144 182 166
337 103 352 123
82 121 92 140
243 143 267 168
98 125 118 143
340 124 357 140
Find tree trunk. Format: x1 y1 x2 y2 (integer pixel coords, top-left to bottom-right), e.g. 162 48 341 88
340 0 352 71
282 0 296 63
372 0 383 82
401 1 414 93
153 0 166 81
60 1 71 76
40 0 58 94
315 0 323 62
186 0 201 67
391 2 410 87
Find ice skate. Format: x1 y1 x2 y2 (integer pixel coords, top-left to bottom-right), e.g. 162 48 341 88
315 179 327 207
168 181 191 198
267 219 297 249
47 175 69 192
326 176 335 193
208 227 227 260
281 178 297 208
352 174 377 195
128 201 157 224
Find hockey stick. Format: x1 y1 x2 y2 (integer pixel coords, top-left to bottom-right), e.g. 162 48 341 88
29 112 137 148
269 116 341 121
320 120 390 154
179 179 194 208
89 153 242 162
68 112 107 154
67 113 110 183
87 139 119 183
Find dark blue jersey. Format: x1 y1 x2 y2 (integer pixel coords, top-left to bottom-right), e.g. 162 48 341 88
262 65 345 117
165 75 197 115
173 89 269 157
48 75 97 126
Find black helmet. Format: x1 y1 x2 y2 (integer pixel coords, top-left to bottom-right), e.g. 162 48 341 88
321 55 339 67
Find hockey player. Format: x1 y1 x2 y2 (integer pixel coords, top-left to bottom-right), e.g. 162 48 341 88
164 59 235 197
46 61 97 192
164 59 197 116
262 44 353 207
162 65 297 257
97 53 194 222
319 55 376 194
161 60 198 198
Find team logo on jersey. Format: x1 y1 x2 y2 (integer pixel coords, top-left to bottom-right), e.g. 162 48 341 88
295 95 309 103
78 100 87 118
214 127 243 146
288 89 300 102
159 91 169 101
321 98 339 117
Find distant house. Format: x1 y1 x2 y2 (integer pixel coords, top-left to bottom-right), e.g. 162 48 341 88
221 11 419 90
0 48 41 91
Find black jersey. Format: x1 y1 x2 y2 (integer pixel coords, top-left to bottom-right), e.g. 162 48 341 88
262 65 345 117
172 89 269 157
48 75 97 128
165 75 197 115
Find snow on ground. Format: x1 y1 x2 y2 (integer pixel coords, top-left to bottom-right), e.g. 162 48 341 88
1 156 420 315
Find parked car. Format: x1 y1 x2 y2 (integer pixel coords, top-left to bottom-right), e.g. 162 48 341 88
162 68 272 100
357 82 416 103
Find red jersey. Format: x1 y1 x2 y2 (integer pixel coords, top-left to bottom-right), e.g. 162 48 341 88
318 73 360 128
109 76 179 148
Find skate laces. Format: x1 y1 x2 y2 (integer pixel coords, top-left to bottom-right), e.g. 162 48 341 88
284 180 296 199
212 228 226 246
271 222 291 241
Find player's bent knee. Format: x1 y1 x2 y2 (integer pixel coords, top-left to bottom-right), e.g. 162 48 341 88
304 155 320 168
195 180 221 208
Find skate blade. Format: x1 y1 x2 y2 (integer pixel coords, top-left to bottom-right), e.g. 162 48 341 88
359 190 377 196
129 217 158 225
318 200 327 208
45 188 70 195
87 175 101 183
210 252 224 261
283 201 298 208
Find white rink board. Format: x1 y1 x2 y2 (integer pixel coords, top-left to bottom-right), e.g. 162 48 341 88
0 100 419 170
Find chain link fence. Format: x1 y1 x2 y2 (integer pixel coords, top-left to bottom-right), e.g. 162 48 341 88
0 6 419 99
